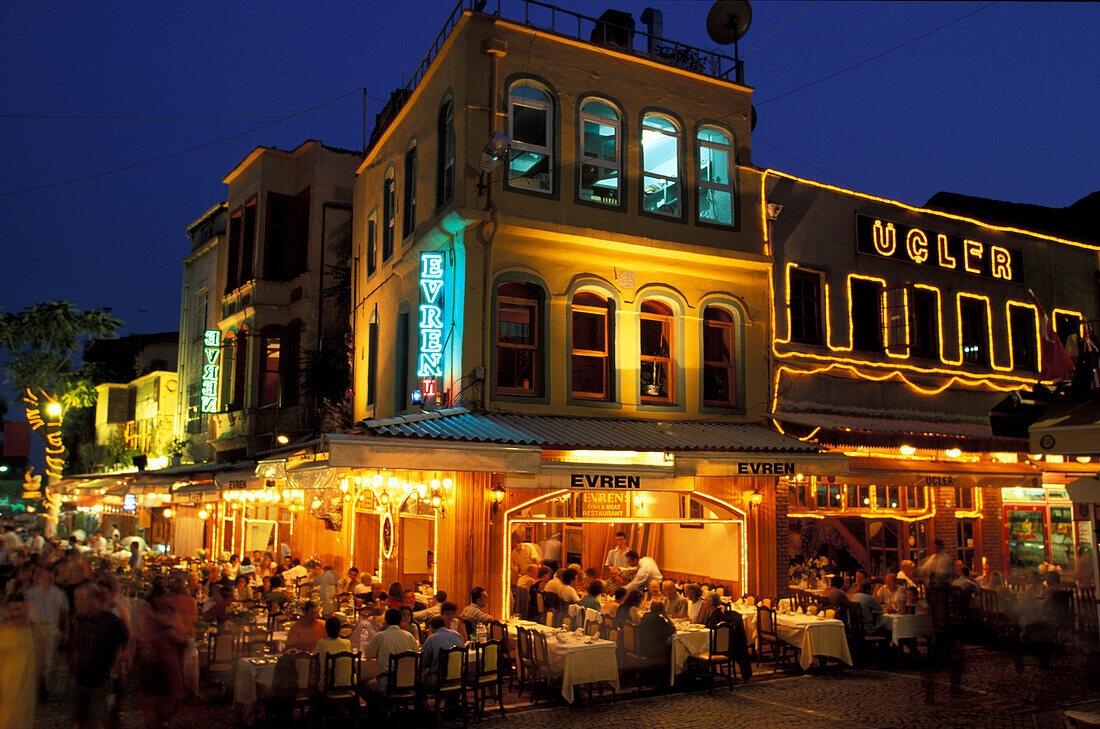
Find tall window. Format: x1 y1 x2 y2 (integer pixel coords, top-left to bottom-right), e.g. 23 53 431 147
225 209 242 293
959 297 987 365
910 289 938 358
641 114 681 216
496 282 540 396
265 189 309 281
220 335 237 410
851 279 884 352
403 145 417 238
231 330 249 410
789 270 822 345
366 319 378 406
383 171 396 261
578 99 620 205
571 292 611 400
394 310 410 411
507 83 552 192
957 520 977 569
260 333 282 407
258 326 299 408
1010 305 1038 371
366 213 377 277
703 306 736 407
437 101 455 207
696 127 734 225
639 300 674 404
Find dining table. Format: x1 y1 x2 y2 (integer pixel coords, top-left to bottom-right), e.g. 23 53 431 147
775 611 853 670
506 619 620 703
881 612 933 644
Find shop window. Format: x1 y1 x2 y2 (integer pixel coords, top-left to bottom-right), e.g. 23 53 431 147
437 101 455 207
496 282 541 396
788 482 813 509
905 485 926 510
957 519 977 569
507 83 552 193
639 300 674 404
816 482 841 508
579 98 620 205
789 269 822 345
394 310 410 410
1050 505 1074 566
264 189 310 281
955 486 974 510
845 484 872 508
383 170 396 261
910 289 938 358
1009 305 1038 371
959 297 987 365
876 485 902 509
696 126 734 225
641 113 681 216
702 306 736 407
403 144 417 238
366 213 377 277
907 521 929 563
868 519 901 576
570 291 612 400
851 279 884 353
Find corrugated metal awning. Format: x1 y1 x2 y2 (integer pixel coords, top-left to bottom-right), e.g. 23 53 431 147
1030 391 1100 456
774 412 1026 453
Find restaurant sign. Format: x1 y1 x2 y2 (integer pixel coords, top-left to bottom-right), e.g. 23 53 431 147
201 329 221 413
580 492 631 518
856 214 1021 283
416 252 445 405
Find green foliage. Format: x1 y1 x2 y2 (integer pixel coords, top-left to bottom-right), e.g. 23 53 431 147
0 301 122 406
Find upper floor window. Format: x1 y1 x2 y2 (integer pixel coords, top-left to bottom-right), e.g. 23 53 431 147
508 83 552 193
259 326 299 408
789 269 822 345
225 199 257 293
496 282 541 396
959 297 987 365
265 189 309 281
366 211 377 277
641 114 681 216
910 289 939 359
394 310 410 411
366 317 378 407
640 300 674 404
702 306 736 407
382 170 396 261
1009 305 1038 371
579 99 620 206
851 279 884 353
437 101 455 207
403 144 417 238
696 127 734 225
571 292 612 400
1055 311 1081 348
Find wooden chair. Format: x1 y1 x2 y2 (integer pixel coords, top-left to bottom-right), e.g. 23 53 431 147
469 639 506 720
264 650 318 725
841 602 887 666
429 645 467 729
618 621 662 692
317 651 360 728
487 620 513 683
585 618 602 637
687 622 735 692
756 605 792 668
203 630 239 698
380 650 420 719
513 626 538 701
529 630 564 701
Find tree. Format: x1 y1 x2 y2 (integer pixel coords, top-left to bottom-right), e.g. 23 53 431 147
0 301 121 533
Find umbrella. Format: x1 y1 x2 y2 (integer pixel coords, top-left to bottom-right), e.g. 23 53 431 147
122 536 150 551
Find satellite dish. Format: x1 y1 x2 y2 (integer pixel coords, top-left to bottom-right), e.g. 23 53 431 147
706 1 752 45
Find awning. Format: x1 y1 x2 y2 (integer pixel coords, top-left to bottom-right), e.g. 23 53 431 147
170 480 220 504
774 412 1026 453
843 456 1041 488
1030 391 1100 456
1066 476 1100 503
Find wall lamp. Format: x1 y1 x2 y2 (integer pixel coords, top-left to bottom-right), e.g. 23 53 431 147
749 486 763 508
491 484 505 514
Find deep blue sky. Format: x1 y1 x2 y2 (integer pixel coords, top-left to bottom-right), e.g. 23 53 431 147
1 1 1096 341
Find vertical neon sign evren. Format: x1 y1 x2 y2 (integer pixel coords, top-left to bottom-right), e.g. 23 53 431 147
417 252 445 404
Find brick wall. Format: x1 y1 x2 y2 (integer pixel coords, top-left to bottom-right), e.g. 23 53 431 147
931 484 958 554
981 486 1005 573
775 480 791 599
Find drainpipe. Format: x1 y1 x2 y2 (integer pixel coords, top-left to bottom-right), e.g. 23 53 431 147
480 37 507 408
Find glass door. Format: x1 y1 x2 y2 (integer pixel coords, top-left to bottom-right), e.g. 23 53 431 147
1049 505 1076 567
1004 505 1046 571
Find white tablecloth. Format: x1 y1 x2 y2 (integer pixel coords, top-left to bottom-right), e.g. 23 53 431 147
508 620 619 703
232 657 278 725
776 613 853 670
670 624 711 683
882 613 933 643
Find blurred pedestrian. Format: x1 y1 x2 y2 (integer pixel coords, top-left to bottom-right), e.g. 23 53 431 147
68 582 128 729
0 593 38 729
135 585 185 729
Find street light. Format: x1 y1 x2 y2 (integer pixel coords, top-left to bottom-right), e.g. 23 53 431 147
45 402 62 417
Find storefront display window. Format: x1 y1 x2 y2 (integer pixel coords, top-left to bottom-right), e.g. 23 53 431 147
1005 507 1045 570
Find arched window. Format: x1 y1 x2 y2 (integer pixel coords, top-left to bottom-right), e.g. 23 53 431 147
496 282 541 396
697 127 734 225
571 291 612 400
508 83 552 193
639 300 674 403
579 98 620 205
437 101 455 207
382 168 396 261
641 114 681 216
702 306 736 407
403 142 417 238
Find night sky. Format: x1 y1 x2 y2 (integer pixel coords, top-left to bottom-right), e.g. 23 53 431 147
1 1 1096 345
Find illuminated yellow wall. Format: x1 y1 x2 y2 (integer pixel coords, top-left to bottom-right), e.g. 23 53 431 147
352 10 770 422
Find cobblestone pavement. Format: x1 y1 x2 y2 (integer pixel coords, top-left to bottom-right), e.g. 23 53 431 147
33 644 1100 728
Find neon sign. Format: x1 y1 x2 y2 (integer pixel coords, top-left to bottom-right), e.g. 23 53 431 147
856 215 1020 282
417 252 445 403
201 329 220 413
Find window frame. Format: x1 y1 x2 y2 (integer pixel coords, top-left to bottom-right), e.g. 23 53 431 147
382 169 396 262
788 268 823 345
1008 303 1038 372
959 296 988 366
577 97 622 207
910 288 939 359
506 82 553 194
640 112 683 219
701 305 737 408
695 126 735 226
403 143 417 239
436 100 455 209
570 292 612 401
850 278 885 353
365 209 378 278
495 282 542 397
639 300 675 405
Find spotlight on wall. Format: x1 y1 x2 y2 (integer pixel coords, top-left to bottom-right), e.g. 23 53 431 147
491 484 505 514
276 434 290 445
480 133 511 173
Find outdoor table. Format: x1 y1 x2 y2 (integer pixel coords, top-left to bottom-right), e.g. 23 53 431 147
507 619 619 703
775 612 853 670
881 612 933 644
668 610 756 685
232 656 279 726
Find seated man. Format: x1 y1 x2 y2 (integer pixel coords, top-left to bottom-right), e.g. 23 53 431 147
849 581 888 637
421 615 464 684
285 602 327 653
845 569 870 599
661 580 687 619
516 564 539 591
365 608 420 692
460 587 495 626
314 617 352 687
602 587 627 618
820 575 847 607
952 566 980 595
635 601 675 662
413 591 447 621
403 588 428 613
874 573 906 612
579 580 603 611
338 567 360 595
201 585 234 623
440 601 468 641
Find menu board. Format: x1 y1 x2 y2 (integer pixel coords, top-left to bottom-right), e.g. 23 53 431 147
581 491 630 519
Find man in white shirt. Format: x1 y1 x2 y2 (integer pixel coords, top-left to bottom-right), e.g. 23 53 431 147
282 558 309 592
874 573 906 611
544 568 581 605
364 608 419 691
509 533 541 585
539 533 563 573
25 566 69 695
26 529 45 554
896 559 917 588
603 531 631 576
623 551 663 593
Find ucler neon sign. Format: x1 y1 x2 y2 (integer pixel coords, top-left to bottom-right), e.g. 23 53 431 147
417 252 445 403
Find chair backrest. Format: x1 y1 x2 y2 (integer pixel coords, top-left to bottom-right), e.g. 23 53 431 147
531 630 550 664
535 592 546 615
488 620 505 642
710 623 731 656
514 626 531 664
757 605 777 637
478 639 502 678
824 608 836 620
438 645 466 688
323 651 359 691
585 619 601 637
388 651 420 692
292 652 318 690
761 598 772 609
622 621 637 652
210 630 237 662
806 604 819 616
